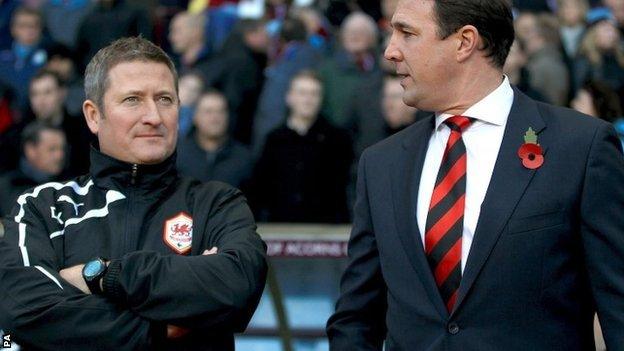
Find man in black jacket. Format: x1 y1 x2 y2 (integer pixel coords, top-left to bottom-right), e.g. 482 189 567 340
0 36 267 350
252 70 354 223
0 121 66 217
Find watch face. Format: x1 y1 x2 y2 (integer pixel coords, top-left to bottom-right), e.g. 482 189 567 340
84 260 104 279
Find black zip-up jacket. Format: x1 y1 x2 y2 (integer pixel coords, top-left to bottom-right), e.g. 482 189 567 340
0 148 268 350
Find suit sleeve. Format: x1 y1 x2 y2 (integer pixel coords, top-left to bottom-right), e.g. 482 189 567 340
326 150 387 350
580 123 624 347
101 187 268 332
0 202 159 351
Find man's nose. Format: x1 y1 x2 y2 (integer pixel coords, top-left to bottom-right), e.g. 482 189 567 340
142 100 163 125
384 34 402 62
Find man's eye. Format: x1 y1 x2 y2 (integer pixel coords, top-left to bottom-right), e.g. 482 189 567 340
124 96 139 103
159 96 174 104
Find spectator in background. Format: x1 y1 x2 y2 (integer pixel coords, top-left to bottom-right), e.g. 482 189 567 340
44 44 85 117
42 0 93 49
340 33 418 159
75 0 152 71
0 7 49 110
168 11 211 74
381 75 420 136
556 0 589 102
571 79 624 158
0 0 19 49
252 71 353 223
346 73 425 161
177 72 204 136
0 121 65 217
605 0 624 36
575 8 624 105
204 0 239 55
292 7 332 52
251 16 321 156
27 70 91 176
319 12 382 127
572 79 623 122
557 0 588 61
202 19 269 145
504 39 547 101
262 0 291 60
187 0 239 55
516 12 569 105
177 90 253 188
342 73 426 220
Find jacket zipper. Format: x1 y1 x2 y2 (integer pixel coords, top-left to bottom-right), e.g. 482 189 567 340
131 164 138 185
124 164 138 253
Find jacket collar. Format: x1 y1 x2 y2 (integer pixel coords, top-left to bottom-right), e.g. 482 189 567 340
89 145 178 193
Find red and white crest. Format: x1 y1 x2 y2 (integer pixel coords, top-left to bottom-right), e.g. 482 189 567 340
163 212 193 254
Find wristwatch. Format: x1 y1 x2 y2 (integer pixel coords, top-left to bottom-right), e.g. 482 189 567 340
82 257 108 294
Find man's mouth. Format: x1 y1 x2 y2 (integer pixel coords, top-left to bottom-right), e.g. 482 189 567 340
398 74 410 86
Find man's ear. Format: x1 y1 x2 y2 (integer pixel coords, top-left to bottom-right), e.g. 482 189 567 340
83 99 101 135
456 25 480 63
24 142 36 162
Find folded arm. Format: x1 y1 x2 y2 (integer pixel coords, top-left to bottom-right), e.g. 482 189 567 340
0 211 159 351
100 188 268 332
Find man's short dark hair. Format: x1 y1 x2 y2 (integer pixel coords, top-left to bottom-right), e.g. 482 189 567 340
280 17 308 43
84 36 178 110
289 70 322 90
10 6 42 28
198 88 228 109
21 121 64 151
433 0 515 68
31 69 65 89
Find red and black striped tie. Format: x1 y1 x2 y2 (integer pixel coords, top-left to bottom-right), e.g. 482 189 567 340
425 115 472 312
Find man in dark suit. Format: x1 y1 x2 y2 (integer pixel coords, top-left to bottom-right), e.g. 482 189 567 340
326 0 624 350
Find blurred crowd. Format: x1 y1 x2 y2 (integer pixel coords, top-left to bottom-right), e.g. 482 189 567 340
1 0 623 223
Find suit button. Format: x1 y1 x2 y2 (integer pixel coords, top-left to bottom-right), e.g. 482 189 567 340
448 322 460 335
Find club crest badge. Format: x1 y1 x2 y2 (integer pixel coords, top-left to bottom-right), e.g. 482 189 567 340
163 212 193 254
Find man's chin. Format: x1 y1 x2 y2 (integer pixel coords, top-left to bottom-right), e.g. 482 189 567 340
134 149 173 165
401 92 419 109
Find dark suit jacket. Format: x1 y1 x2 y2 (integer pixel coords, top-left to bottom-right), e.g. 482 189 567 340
327 88 624 350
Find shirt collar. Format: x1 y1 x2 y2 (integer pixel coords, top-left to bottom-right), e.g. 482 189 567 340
435 75 514 130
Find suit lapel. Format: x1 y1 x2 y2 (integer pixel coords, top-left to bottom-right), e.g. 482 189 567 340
452 88 546 314
391 115 449 318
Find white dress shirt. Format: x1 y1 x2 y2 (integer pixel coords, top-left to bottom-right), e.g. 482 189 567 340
417 76 514 273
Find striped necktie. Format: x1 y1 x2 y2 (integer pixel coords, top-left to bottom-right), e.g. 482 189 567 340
425 115 472 312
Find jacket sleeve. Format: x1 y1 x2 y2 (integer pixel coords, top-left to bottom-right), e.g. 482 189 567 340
101 186 268 332
0 200 161 351
326 151 387 350
580 123 624 348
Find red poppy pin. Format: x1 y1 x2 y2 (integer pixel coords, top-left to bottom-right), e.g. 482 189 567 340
517 127 544 169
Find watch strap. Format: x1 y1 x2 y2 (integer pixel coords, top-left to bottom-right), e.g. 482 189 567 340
102 259 124 303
